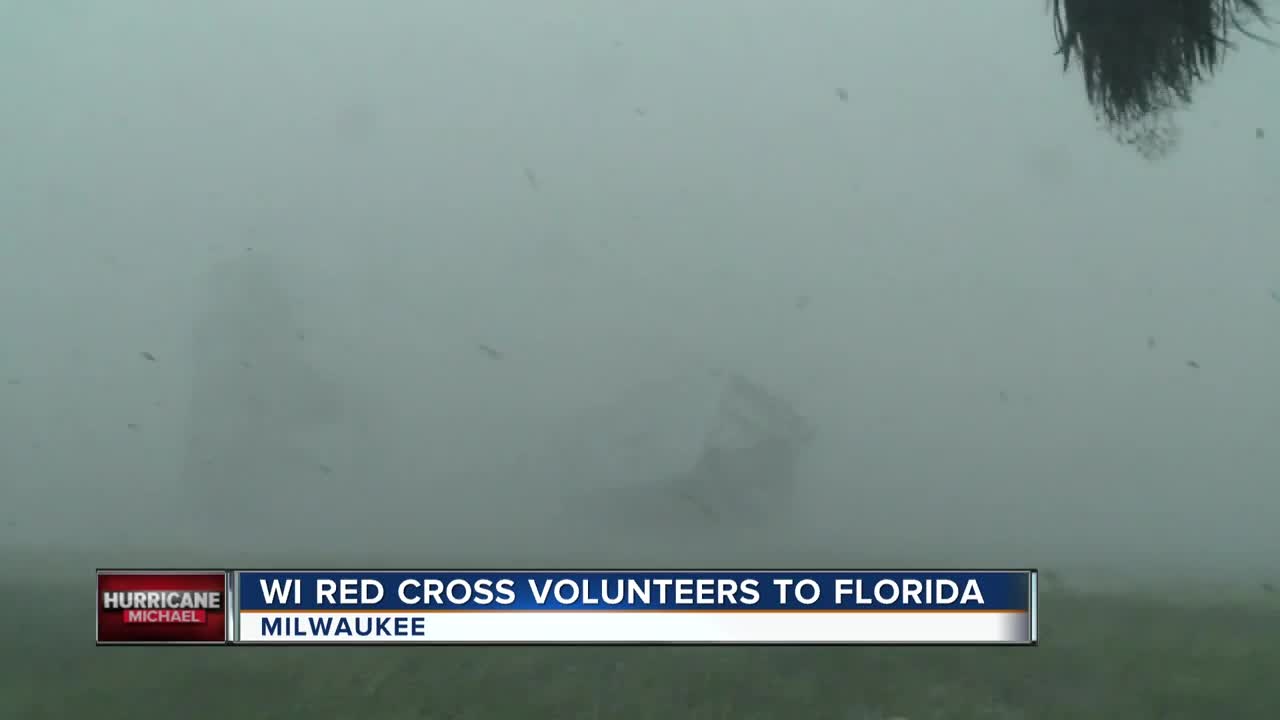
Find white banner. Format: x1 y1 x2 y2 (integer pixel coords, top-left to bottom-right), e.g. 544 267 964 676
236 610 1030 644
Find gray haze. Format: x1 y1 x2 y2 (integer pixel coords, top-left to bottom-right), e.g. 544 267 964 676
3 2 1277 582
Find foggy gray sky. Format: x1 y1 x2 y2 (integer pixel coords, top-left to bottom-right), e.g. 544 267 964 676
2 2 1277 580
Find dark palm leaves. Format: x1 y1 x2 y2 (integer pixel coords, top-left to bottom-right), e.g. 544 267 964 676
1051 0 1272 157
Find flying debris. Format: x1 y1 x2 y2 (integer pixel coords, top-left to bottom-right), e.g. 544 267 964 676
794 295 810 310
523 167 539 191
1147 336 1157 349
835 87 849 102
475 343 504 360
127 423 140 431
140 351 157 362
1268 289 1280 304
1186 360 1201 369
1257 128 1266 140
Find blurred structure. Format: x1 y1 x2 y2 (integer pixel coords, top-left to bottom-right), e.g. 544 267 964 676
181 253 340 544
555 371 816 540
669 373 816 526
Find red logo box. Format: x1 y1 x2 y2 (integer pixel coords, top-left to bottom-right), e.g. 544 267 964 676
97 570 228 644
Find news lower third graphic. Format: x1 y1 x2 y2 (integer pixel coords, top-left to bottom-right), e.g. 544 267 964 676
95 569 1038 645
232 570 1038 645
96 570 229 644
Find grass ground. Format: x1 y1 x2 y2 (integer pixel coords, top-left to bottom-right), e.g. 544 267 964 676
3 548 1277 719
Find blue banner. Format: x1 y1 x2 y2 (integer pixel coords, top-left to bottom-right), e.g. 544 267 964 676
235 570 1033 612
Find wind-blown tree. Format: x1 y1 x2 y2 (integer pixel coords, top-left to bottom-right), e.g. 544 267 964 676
1051 0 1273 157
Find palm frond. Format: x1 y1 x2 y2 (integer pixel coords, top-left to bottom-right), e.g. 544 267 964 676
1051 0 1273 157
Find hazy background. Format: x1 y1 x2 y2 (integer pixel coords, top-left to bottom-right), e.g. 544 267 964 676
2 2 1276 581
